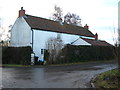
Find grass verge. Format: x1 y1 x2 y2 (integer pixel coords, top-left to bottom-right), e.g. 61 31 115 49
1 64 31 67
48 59 116 66
1 59 117 67
93 68 120 88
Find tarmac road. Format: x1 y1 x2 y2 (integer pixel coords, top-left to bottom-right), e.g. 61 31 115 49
1 62 117 88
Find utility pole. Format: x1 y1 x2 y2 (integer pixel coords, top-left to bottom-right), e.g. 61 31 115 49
118 1 120 69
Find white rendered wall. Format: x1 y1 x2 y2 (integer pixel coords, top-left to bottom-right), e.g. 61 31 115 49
72 38 91 46
33 30 57 61
10 17 31 47
33 30 91 61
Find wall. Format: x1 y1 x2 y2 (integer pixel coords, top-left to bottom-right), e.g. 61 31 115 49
10 17 31 47
71 38 91 46
33 29 91 61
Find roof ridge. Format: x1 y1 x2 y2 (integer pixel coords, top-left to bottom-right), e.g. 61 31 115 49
25 14 56 22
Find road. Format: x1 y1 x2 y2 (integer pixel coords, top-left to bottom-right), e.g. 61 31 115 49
1 62 117 88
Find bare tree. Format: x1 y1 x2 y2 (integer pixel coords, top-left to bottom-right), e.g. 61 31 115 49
0 27 5 42
0 18 4 42
7 25 12 42
64 12 81 26
51 5 63 22
111 25 120 69
51 6 82 27
0 23 12 46
46 37 64 64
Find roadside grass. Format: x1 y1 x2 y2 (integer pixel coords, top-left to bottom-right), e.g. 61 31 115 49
93 68 120 88
48 59 117 66
1 64 31 67
1 59 117 67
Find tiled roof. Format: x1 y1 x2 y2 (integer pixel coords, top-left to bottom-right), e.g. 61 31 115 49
81 38 113 46
24 14 95 37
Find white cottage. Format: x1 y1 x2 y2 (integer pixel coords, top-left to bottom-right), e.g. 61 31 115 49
10 7 112 63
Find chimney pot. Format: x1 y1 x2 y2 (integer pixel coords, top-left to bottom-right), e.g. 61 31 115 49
18 7 25 17
21 7 23 10
95 33 98 40
84 24 89 30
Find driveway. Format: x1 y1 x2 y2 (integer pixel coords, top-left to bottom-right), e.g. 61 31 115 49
1 62 117 88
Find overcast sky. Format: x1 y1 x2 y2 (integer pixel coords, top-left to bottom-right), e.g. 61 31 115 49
0 0 119 45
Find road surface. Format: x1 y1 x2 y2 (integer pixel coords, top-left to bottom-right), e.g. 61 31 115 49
1 62 117 88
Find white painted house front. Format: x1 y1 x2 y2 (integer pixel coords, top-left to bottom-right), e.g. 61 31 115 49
10 7 112 63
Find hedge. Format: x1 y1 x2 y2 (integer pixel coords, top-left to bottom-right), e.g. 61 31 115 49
2 46 32 65
45 45 116 64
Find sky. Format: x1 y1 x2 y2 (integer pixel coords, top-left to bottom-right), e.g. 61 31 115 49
0 0 119 45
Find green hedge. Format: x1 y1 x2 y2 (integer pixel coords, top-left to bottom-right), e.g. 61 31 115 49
59 45 115 63
2 46 32 65
45 45 116 64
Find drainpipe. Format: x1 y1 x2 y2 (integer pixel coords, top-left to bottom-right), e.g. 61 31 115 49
31 29 34 65
31 29 34 51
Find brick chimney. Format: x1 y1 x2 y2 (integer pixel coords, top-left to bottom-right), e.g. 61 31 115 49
84 24 89 30
18 7 25 17
95 33 98 40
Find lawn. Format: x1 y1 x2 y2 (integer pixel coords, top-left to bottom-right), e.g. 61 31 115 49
93 68 120 88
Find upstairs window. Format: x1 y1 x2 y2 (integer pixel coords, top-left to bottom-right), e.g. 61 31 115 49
41 49 44 54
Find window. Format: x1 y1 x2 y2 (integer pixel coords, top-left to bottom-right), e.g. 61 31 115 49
41 49 44 54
